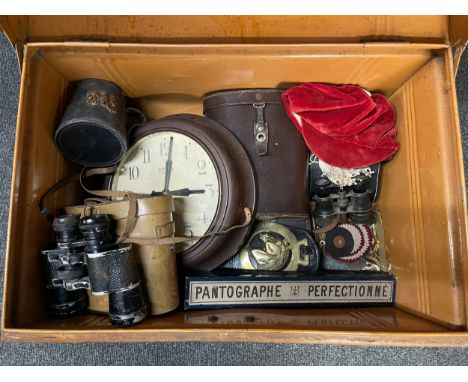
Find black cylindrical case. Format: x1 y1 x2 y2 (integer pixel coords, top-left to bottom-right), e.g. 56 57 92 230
55 78 127 166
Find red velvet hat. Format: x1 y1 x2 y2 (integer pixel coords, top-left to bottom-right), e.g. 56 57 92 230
282 83 399 168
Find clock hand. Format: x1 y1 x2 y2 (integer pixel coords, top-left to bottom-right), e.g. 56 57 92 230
154 138 206 197
162 137 174 194
151 188 205 197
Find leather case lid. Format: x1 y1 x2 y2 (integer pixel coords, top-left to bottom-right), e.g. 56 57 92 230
203 88 284 112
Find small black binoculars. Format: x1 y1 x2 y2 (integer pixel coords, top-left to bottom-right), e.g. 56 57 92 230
312 174 374 227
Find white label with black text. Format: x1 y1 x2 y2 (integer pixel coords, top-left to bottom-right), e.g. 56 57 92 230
188 280 394 305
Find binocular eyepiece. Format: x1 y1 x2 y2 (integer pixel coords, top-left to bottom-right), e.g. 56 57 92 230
79 214 114 253
53 215 82 245
42 213 147 327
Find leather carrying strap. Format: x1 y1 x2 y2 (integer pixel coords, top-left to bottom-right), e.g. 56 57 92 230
123 207 252 246
39 167 252 245
38 166 135 244
39 166 117 224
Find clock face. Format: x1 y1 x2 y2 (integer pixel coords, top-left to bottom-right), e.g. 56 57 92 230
112 131 220 252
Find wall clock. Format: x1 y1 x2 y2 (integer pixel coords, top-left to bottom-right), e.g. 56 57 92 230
111 114 257 270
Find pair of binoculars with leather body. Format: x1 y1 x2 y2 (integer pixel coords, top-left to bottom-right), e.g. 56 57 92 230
42 214 147 327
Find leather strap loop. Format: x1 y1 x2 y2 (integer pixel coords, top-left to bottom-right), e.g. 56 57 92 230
253 103 268 156
154 221 175 239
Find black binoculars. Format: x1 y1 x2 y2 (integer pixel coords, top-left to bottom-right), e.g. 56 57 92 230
312 175 374 227
42 213 147 326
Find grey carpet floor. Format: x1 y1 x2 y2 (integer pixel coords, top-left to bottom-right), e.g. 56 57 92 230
0 31 467 366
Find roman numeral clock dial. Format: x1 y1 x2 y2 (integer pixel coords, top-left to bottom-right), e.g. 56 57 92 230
111 114 257 270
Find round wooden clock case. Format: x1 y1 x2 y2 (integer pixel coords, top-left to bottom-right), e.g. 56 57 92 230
112 114 257 271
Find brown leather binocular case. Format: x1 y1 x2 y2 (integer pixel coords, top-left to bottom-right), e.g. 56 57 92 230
203 88 310 229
